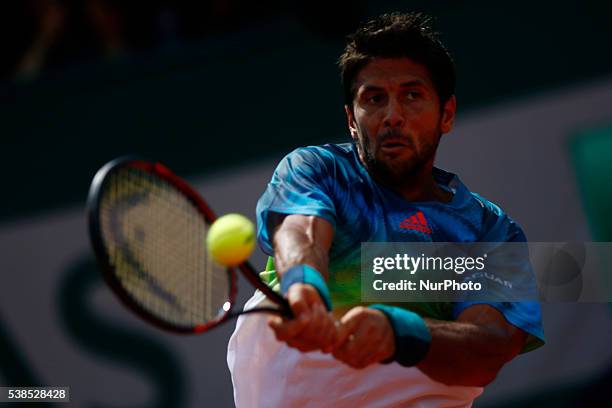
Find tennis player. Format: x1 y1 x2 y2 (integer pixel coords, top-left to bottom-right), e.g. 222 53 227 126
228 12 544 407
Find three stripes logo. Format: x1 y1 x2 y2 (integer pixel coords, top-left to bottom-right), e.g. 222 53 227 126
399 211 432 234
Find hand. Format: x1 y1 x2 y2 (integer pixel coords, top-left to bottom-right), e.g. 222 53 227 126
268 283 338 353
332 306 395 369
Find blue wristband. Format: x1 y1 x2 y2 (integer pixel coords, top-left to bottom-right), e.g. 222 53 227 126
280 264 333 311
369 304 431 367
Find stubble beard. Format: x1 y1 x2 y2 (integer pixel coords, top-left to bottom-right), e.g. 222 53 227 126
356 128 441 187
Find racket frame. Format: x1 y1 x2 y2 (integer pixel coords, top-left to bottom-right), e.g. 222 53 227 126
87 156 291 335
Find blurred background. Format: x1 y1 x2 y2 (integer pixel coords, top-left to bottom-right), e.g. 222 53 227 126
1 0 611 406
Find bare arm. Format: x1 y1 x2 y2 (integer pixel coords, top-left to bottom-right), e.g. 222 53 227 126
273 214 334 279
417 304 527 386
267 214 337 352
333 304 527 386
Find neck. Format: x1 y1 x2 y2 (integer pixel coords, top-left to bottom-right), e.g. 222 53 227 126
395 170 452 203
360 153 452 203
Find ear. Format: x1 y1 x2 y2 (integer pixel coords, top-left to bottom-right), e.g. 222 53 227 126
345 105 359 141
440 95 456 134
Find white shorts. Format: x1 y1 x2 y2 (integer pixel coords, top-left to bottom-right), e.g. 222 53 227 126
227 292 483 408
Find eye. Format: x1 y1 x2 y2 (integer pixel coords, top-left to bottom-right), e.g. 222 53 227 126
365 94 385 105
405 91 421 101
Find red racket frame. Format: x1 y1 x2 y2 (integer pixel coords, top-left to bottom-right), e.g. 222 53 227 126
87 157 291 334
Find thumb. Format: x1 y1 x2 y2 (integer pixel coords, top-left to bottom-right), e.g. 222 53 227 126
333 314 360 348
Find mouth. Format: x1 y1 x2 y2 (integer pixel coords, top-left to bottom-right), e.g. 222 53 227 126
380 140 411 153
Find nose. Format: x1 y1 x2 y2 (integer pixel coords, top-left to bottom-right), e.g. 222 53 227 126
383 98 404 128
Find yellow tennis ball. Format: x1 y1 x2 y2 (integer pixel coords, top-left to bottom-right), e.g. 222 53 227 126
207 213 256 266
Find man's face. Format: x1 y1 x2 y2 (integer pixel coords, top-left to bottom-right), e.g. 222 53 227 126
346 57 456 185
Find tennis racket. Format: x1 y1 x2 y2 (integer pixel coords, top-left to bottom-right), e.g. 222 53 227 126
86 156 293 334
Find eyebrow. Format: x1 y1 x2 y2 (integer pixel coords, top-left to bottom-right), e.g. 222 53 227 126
360 80 427 93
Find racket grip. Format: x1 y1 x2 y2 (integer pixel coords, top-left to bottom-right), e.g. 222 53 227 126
278 297 294 318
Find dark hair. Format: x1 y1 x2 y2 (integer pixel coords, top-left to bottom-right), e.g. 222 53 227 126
339 12 456 109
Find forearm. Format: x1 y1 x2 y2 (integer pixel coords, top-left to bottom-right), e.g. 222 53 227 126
417 318 525 386
267 215 337 352
272 215 332 279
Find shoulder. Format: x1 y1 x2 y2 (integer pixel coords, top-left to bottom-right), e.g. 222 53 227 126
430 168 526 242
470 191 503 218
275 143 358 178
469 192 526 242
283 143 355 164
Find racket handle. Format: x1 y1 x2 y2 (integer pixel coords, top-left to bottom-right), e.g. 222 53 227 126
230 305 293 319
237 262 294 318
277 297 294 318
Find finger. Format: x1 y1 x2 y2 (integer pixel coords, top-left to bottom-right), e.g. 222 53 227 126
349 311 395 366
267 315 283 327
267 315 285 339
286 285 314 316
318 308 338 353
353 347 379 368
285 305 329 353
298 302 326 346
321 314 340 353
332 332 356 364
282 319 337 354
345 322 377 364
333 309 363 348
358 346 391 368
334 319 378 368
268 313 308 341
333 324 351 349
284 289 319 332
286 337 319 353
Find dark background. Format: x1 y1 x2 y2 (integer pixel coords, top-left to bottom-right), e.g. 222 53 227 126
3 0 612 221
1 1 611 407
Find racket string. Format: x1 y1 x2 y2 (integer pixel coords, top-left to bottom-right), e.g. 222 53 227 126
99 167 229 328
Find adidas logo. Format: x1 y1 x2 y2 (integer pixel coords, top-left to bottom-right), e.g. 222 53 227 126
399 211 432 234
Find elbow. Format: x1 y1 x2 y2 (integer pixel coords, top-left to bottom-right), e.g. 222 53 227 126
467 369 500 387
432 367 500 387
449 333 526 387
457 355 508 387
420 358 506 387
